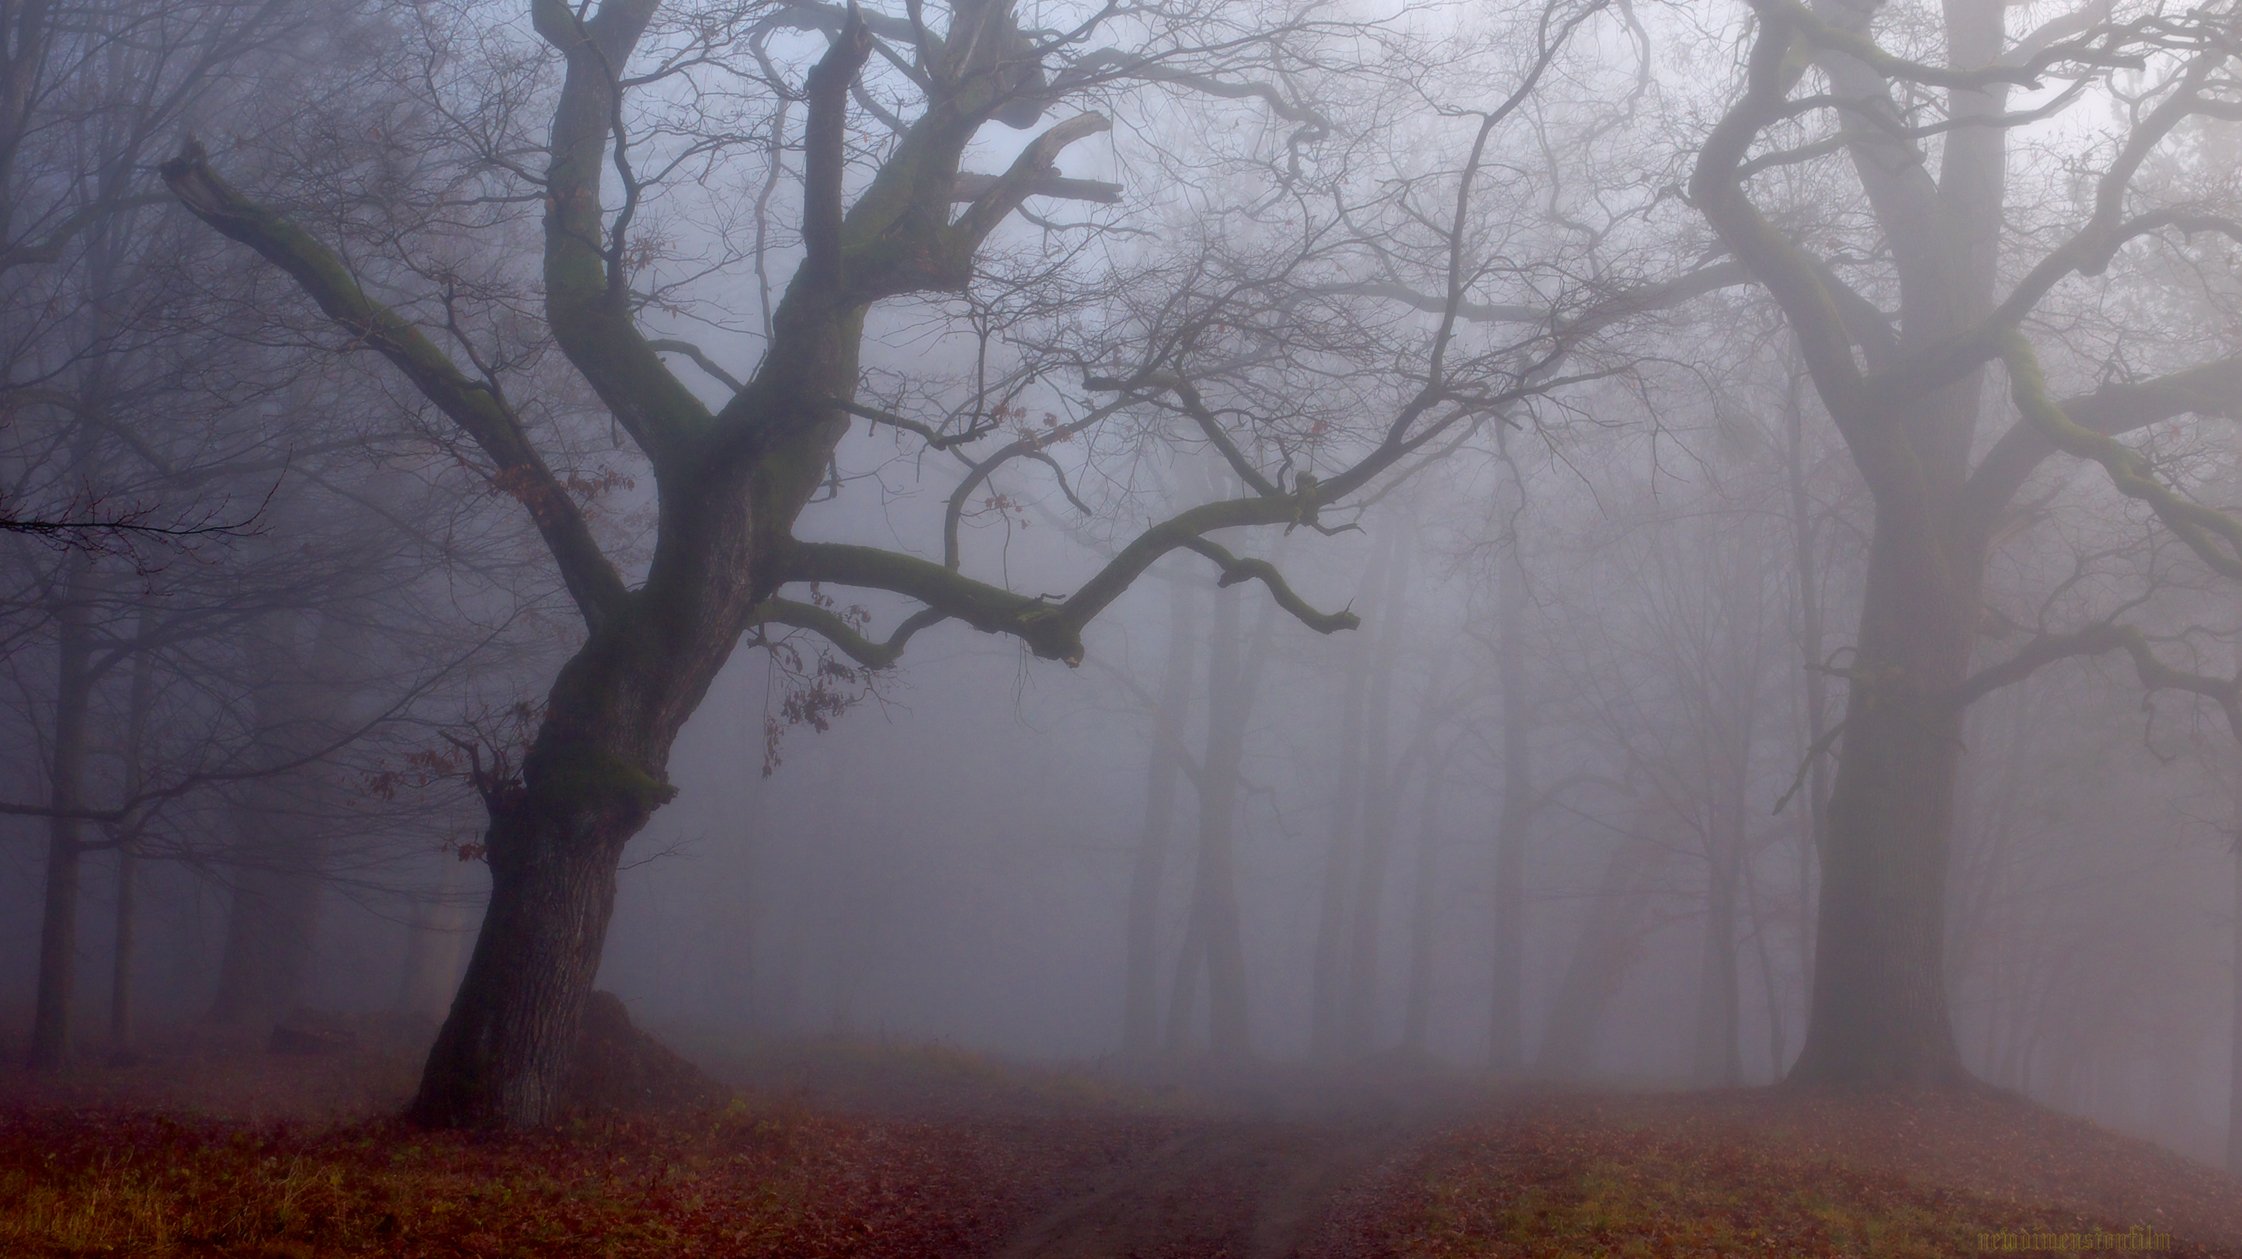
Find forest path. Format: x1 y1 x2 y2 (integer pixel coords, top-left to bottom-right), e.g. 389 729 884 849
985 1114 1413 1259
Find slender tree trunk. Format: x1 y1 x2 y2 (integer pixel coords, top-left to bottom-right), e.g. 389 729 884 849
1489 539 1532 1074
1740 845 1787 1081
1173 584 1277 1062
1122 579 1196 1061
1401 752 1453 1054
1311 545 1381 1060
107 603 158 1061
1340 533 1413 1057
1692 835 1742 1087
30 554 95 1072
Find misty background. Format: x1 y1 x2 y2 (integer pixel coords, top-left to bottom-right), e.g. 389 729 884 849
5 0 2240 1169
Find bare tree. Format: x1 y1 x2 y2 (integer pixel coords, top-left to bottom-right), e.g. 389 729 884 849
1692 0 2242 1087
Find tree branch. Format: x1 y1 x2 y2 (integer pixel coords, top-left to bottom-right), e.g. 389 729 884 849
160 144 630 632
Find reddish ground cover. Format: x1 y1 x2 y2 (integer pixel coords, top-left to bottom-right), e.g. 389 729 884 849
9 1033 2242 1258
1322 1088 2242 1258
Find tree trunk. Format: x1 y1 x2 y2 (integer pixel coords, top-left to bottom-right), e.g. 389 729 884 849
1782 362 1830 998
1172 584 1276 1063
2228 828 2242 1173
1310 542 1382 1061
1786 515 1978 1087
408 792 642 1127
1401 752 1454 1054
2228 568 2242 1173
1489 539 1532 1074
1122 579 1196 1061
1691 838 1742 1087
1341 535 1412 1057
30 555 94 1072
108 606 157 1062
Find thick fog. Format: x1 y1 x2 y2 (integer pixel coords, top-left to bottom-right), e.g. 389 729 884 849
8 0 2242 1170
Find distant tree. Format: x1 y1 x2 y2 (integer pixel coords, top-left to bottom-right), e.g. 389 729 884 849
1692 0 2242 1086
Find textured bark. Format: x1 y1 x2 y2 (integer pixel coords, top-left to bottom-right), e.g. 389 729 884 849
410 793 639 1128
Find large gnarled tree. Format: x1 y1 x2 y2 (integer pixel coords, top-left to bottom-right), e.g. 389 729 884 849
159 0 1580 1127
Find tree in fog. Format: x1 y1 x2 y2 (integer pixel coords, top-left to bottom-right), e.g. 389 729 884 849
1692 0 2242 1086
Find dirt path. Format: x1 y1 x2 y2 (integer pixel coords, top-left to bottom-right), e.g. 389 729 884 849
986 1117 1407 1259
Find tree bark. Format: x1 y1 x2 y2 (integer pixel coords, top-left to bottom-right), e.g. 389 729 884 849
1169 583 1277 1062
1122 578 1196 1061
1341 540 1412 1057
1786 519 1979 1086
409 784 644 1127
1401 749 1455 1054
30 554 94 1072
1489 538 1532 1074
1310 548 1380 1061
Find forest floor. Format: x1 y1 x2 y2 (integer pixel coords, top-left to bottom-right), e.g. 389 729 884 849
0 1024 2239 1256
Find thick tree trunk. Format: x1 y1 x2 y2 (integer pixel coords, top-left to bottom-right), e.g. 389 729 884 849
1787 516 1978 1087
408 791 643 1128
1400 752 1454 1054
396 854 474 1022
2228 633 2242 1173
208 799 329 1028
2228 833 2242 1173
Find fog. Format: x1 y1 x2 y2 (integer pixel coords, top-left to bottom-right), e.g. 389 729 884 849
8 0 2242 1217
